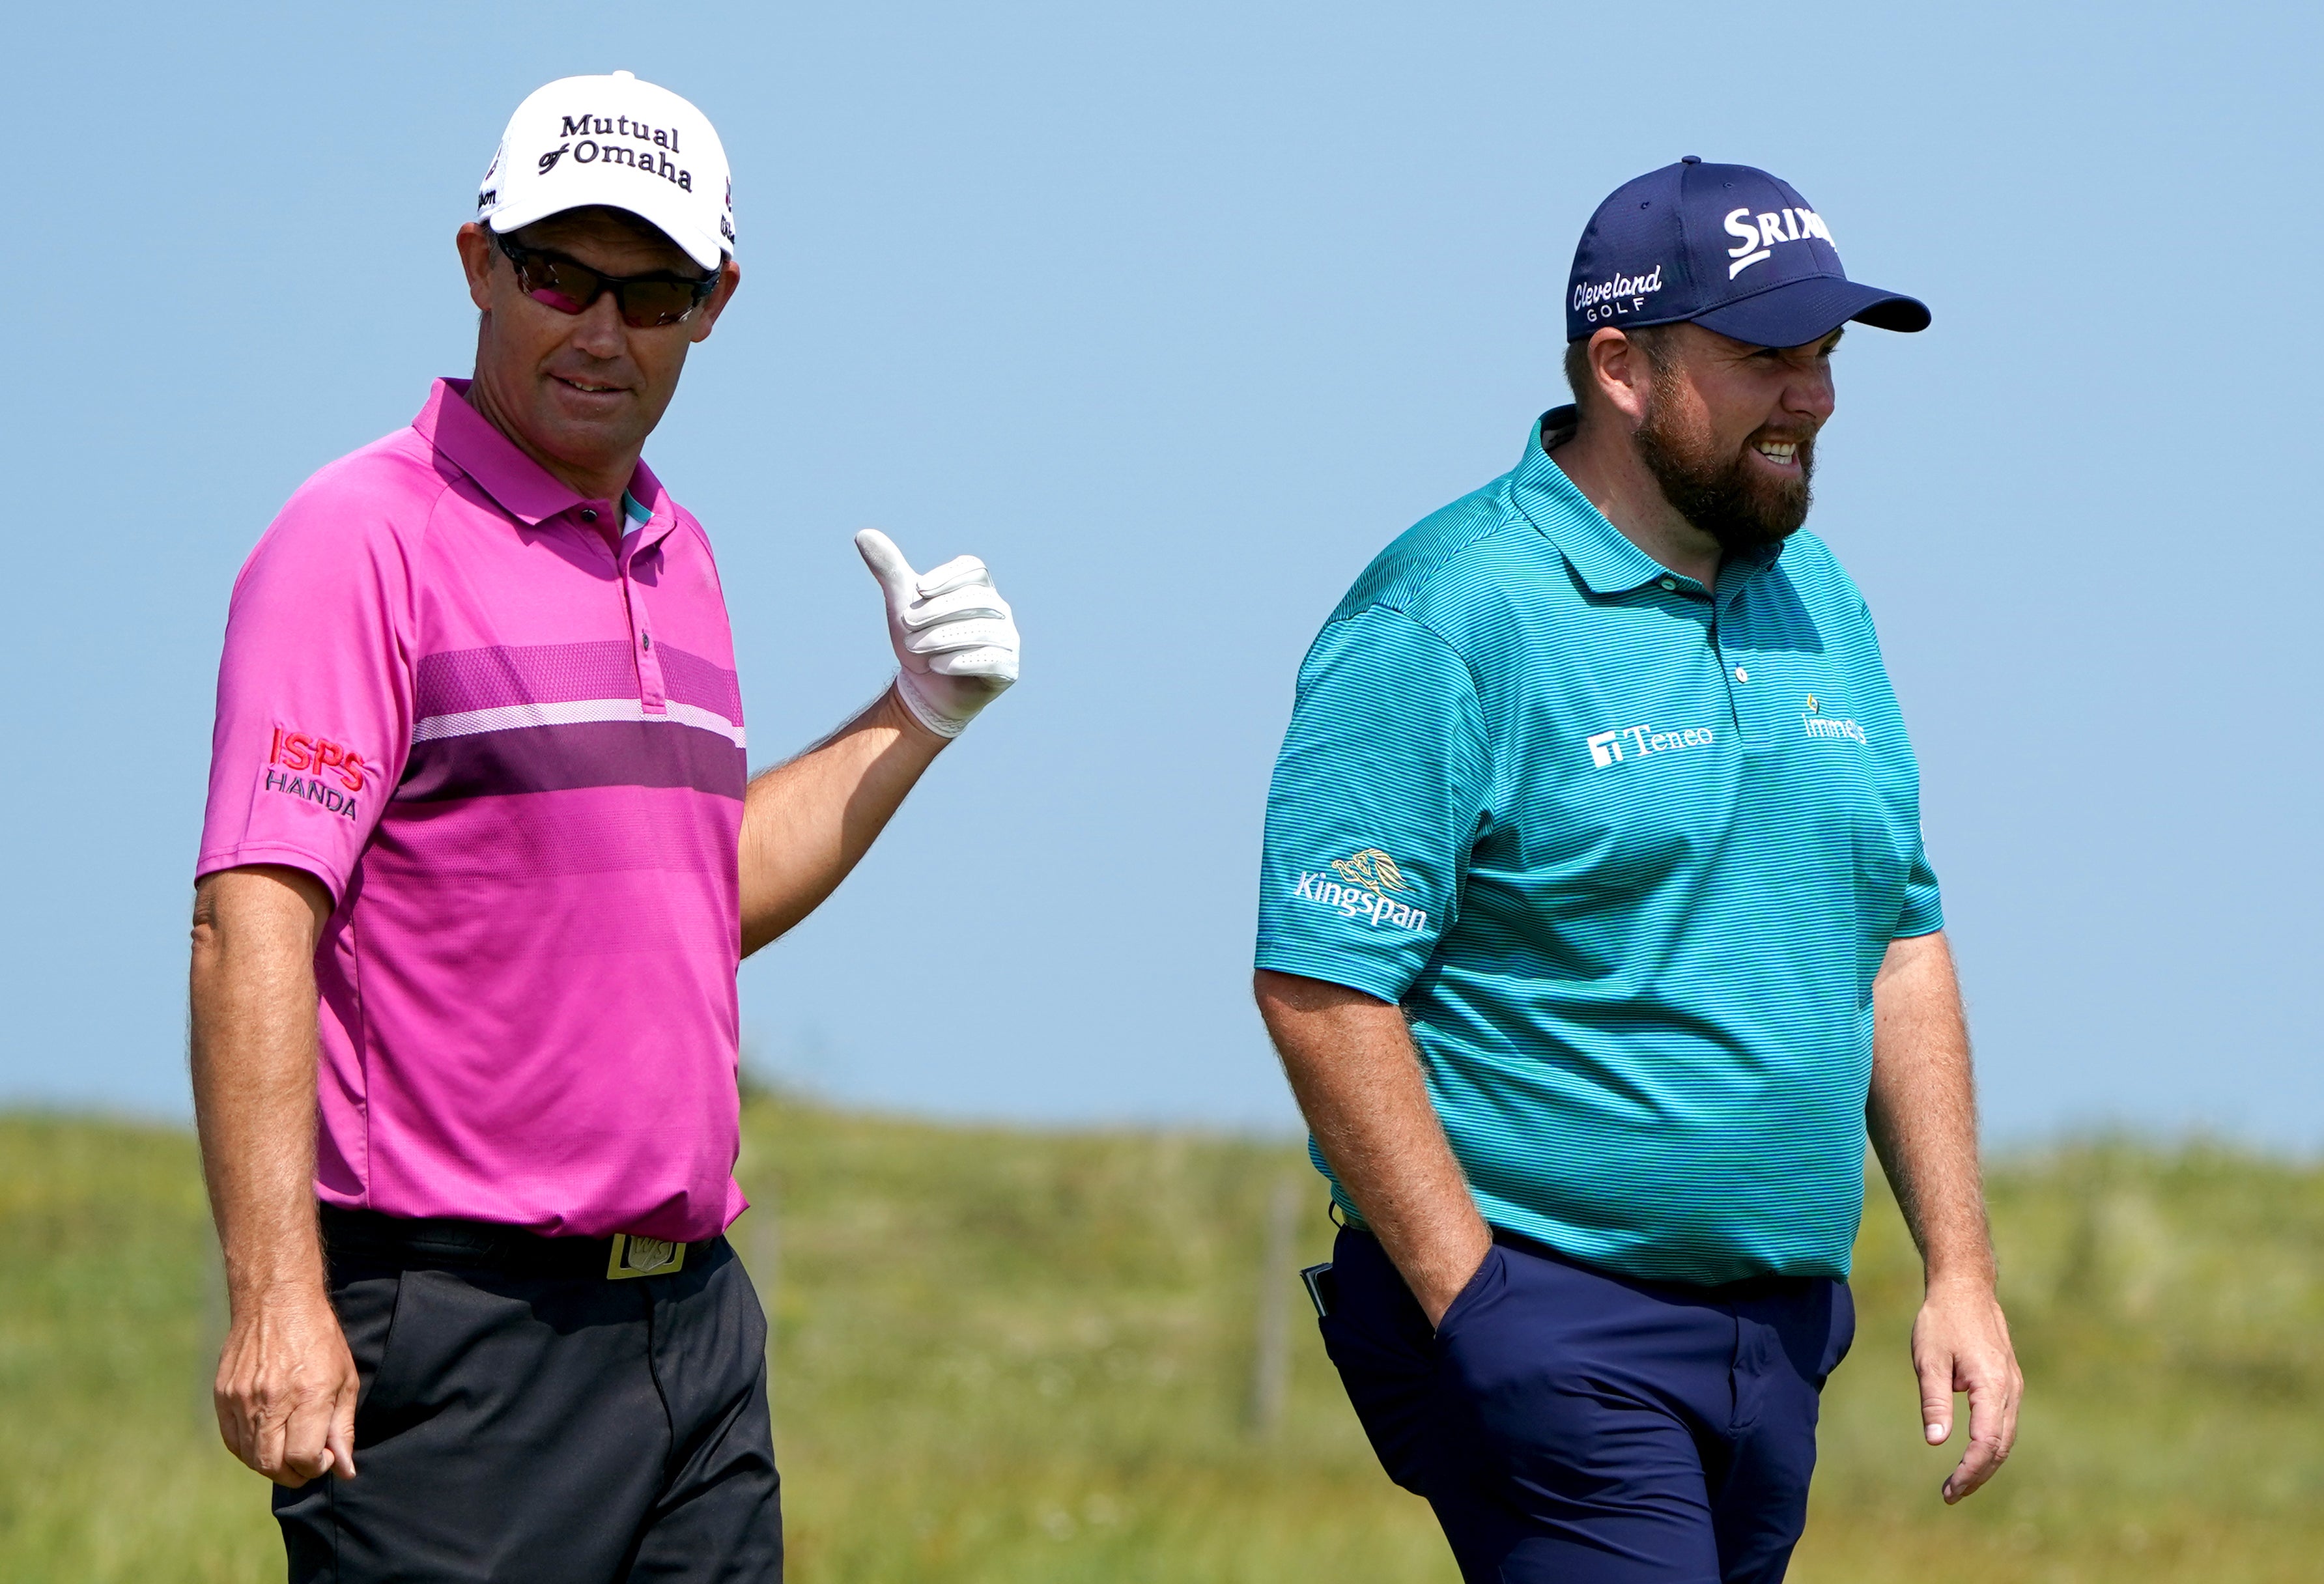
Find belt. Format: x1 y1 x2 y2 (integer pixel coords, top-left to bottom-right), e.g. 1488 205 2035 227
320 1205 713 1282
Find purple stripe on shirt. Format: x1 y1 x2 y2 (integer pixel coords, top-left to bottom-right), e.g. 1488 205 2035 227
656 643 744 723
416 642 639 718
396 720 746 803
416 641 743 726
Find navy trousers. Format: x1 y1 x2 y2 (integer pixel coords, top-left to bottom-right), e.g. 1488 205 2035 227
1320 1226 1854 1584
277 1224 782 1582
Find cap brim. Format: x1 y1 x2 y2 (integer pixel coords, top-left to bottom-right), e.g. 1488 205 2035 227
486 193 727 273
1690 276 1929 348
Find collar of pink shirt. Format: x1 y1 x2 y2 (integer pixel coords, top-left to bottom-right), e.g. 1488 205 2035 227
415 377 681 551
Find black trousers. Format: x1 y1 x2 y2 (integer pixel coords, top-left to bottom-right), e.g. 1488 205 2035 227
277 1214 782 1582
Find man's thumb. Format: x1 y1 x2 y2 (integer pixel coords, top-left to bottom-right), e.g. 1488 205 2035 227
330 1366 359 1479
854 529 918 598
1919 1359 1953 1444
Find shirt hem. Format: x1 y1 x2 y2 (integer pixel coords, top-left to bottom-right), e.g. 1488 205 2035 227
315 1183 741 1246
1470 1199 1854 1286
1319 1171 1853 1284
195 842 350 907
1253 946 1411 1006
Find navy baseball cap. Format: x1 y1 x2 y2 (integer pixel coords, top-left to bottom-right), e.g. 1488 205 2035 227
1566 157 1929 346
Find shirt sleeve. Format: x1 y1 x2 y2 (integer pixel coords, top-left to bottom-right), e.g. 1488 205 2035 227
194 494 417 905
1852 595 1944 940
1254 606 1491 1002
1895 840 1944 938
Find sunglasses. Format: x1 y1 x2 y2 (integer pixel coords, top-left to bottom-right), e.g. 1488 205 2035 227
495 234 720 329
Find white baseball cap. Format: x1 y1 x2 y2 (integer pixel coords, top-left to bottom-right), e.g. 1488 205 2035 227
475 70 735 271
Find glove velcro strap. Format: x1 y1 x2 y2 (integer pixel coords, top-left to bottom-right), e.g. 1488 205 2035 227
893 672 969 739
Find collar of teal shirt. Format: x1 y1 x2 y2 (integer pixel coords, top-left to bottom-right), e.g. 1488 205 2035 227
1510 405 1785 609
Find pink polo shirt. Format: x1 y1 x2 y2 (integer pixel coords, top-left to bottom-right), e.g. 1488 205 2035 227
197 379 749 1241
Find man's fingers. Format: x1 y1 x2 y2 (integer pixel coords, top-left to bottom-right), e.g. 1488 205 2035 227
913 553 989 599
854 529 918 599
1942 1370 2018 1503
216 1353 277 1478
214 1384 255 1469
279 1388 339 1485
928 646 1020 681
899 583 1009 630
1944 1428 2006 1503
248 1390 300 1485
905 619 1017 658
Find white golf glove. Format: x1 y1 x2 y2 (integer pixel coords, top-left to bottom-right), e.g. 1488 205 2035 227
855 529 1021 739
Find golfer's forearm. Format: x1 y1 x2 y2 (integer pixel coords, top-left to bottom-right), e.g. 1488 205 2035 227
190 867 333 1303
738 686 947 957
1255 970 1488 1317
1867 930 1996 1288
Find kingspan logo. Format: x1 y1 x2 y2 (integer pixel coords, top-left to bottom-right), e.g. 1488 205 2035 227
1573 263 1664 325
1292 848 1430 931
1587 724 1717 769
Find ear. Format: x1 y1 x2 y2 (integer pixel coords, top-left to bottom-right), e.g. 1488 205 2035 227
688 257 743 345
456 223 496 313
1586 328 1654 426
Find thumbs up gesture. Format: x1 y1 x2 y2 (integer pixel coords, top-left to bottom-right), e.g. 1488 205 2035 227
855 530 1021 739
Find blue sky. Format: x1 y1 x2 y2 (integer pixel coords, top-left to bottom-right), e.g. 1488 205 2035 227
4 1 2318 1146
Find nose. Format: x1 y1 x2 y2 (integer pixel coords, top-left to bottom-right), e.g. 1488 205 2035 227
1785 356 1836 429
568 289 629 360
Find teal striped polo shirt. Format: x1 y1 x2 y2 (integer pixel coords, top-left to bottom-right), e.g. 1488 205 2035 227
1255 407 1941 1284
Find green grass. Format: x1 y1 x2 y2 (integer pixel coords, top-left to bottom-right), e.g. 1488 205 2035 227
2 1103 2319 1581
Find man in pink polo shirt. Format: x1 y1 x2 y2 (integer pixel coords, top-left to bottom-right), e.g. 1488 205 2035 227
188 72 1019 1581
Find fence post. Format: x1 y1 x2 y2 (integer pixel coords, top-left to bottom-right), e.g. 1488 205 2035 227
1247 1172 1301 1437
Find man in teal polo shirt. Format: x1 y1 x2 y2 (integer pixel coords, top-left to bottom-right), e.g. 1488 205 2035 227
1254 159 2021 1583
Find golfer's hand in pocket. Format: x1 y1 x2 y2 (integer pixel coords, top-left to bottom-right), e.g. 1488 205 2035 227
215 1280 360 1487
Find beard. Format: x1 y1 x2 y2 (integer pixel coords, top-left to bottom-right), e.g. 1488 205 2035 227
1633 378 1816 556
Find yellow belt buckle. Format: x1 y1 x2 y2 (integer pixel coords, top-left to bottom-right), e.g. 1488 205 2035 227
606 1232 686 1280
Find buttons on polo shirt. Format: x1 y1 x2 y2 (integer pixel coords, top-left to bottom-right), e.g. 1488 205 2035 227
1658 578 1679 592
1734 667 1750 683
580 507 601 522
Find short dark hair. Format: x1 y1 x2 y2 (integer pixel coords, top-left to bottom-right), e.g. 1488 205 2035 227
1564 323 1679 411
